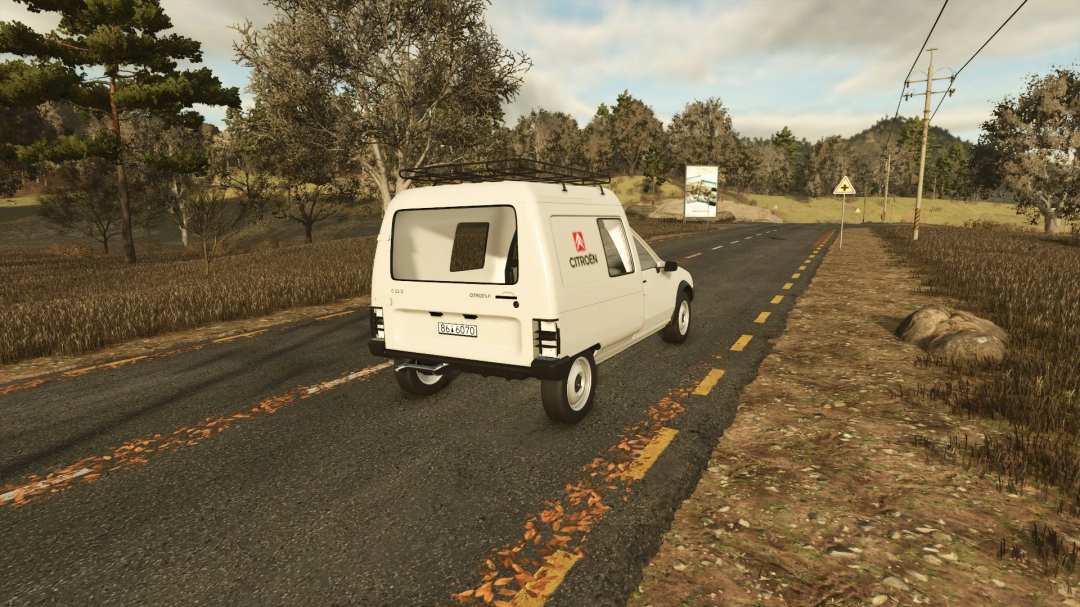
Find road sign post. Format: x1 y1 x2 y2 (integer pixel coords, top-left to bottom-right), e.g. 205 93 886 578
833 176 855 252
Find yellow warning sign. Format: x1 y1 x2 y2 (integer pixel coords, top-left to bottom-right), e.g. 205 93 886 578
833 176 856 195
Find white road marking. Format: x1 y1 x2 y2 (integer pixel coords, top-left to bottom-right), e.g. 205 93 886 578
730 241 740 244
306 362 393 395
0 468 94 504
686 253 702 259
712 245 723 250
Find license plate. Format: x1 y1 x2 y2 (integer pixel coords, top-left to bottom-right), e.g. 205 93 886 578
438 322 478 338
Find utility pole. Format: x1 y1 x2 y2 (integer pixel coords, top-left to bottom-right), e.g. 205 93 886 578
904 48 955 240
881 151 891 223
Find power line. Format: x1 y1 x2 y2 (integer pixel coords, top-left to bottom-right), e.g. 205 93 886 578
928 0 1029 123
883 0 949 151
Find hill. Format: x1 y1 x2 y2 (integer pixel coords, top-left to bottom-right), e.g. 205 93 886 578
847 115 972 161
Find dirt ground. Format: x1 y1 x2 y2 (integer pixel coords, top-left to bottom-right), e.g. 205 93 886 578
629 229 1080 606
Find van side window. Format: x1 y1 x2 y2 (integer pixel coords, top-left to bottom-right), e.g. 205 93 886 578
449 222 489 272
634 236 657 271
596 218 635 277
504 232 518 284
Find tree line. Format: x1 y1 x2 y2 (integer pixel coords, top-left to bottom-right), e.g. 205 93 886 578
2 0 1077 271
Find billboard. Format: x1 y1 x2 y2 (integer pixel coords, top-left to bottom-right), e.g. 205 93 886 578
684 165 718 218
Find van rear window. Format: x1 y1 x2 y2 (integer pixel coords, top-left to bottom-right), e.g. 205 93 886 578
392 205 518 284
449 223 489 272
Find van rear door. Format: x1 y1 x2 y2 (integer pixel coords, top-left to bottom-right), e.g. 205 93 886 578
386 205 528 366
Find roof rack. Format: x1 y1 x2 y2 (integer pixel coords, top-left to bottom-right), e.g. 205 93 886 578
399 158 610 187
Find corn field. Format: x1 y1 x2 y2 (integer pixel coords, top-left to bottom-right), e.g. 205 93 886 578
877 224 1080 514
0 238 377 364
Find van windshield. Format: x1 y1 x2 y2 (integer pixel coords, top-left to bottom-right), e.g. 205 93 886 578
392 205 518 285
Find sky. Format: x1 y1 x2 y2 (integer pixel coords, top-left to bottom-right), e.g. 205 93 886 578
2 0 1079 144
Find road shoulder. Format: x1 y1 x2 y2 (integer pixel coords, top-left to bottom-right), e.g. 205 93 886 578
630 229 1079 606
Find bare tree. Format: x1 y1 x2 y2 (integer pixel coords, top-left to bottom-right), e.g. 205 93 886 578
179 182 261 275
980 67 1080 233
234 0 530 213
37 160 123 253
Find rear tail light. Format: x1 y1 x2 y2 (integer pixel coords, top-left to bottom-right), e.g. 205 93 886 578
533 319 560 358
371 307 385 339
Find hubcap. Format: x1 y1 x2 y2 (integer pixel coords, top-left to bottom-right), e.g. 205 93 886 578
566 357 592 412
678 300 690 334
416 370 442 385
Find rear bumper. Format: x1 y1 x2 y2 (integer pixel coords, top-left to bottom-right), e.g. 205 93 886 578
367 339 572 380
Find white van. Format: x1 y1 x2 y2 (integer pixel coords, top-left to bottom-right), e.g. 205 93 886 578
368 163 694 423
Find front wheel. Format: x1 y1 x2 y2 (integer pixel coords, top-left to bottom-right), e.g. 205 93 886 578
395 360 452 396
661 291 691 344
541 352 597 424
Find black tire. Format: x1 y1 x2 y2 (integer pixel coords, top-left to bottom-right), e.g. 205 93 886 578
394 359 452 396
661 290 691 344
541 352 597 424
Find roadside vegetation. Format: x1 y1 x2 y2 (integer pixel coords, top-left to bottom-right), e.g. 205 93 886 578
0 218 718 365
877 223 1080 514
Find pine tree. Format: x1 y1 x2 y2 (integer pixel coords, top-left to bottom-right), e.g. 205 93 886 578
0 1 240 263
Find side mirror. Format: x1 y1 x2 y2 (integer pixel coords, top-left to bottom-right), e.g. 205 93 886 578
663 260 679 272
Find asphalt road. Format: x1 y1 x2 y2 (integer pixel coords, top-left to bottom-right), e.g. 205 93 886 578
0 222 834 606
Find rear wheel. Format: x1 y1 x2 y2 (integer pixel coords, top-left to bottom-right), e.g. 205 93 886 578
661 290 691 344
541 352 597 424
395 360 452 396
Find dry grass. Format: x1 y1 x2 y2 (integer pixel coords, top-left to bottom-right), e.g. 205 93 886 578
876 224 1080 514
0 218 717 366
0 238 376 364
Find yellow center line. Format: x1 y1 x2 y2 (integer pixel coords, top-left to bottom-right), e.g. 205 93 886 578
627 427 679 480
316 310 355 321
809 254 816 258
799 265 806 270
782 283 793 290
771 295 784 304
792 273 801 279
693 369 726 396
754 312 771 324
731 334 753 351
212 330 268 344
510 550 582 606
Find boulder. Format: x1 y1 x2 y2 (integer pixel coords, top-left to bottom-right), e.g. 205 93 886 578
716 210 736 223
897 305 1007 350
896 305 953 349
927 330 1006 364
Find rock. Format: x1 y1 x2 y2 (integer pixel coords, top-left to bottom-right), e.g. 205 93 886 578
989 578 1005 588
672 559 687 571
932 531 951 542
826 545 858 559
738 519 751 528
907 570 929 582
923 554 943 565
897 305 1007 351
940 552 958 562
896 305 953 348
883 576 911 592
624 204 657 218
927 330 1006 364
872 595 890 606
